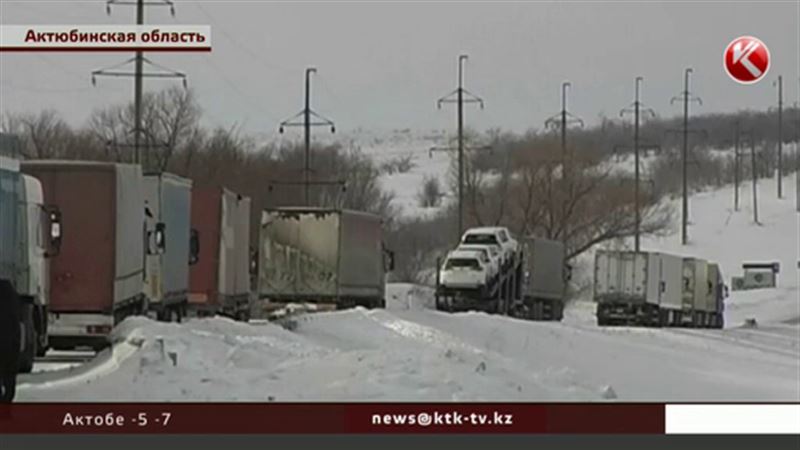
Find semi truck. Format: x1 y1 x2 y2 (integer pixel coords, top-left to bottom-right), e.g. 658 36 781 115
21 160 160 350
258 208 392 309
593 250 725 328
188 186 252 320
143 172 196 321
594 250 683 326
1 143 62 372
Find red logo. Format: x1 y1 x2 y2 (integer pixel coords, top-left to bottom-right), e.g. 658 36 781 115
724 36 770 84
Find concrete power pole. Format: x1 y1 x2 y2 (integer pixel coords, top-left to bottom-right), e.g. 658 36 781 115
92 0 185 169
437 55 484 240
545 82 584 249
279 68 337 206
669 68 703 245
620 77 656 252
750 134 759 224
774 75 783 198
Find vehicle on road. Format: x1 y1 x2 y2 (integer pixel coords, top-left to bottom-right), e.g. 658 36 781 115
460 227 519 267
21 160 157 350
258 207 393 310
1 135 62 372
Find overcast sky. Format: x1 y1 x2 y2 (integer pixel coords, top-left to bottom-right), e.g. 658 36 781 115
1 1 798 138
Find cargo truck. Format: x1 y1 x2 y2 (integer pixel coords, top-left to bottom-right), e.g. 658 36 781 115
21 161 160 350
258 208 392 309
143 172 197 321
594 250 724 328
1 149 62 372
188 186 251 320
594 250 684 326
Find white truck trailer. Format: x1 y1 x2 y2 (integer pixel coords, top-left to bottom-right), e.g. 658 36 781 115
594 250 683 326
258 208 392 309
594 250 725 328
144 172 196 321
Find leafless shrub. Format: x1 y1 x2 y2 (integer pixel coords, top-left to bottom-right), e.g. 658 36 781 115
380 152 415 175
417 175 443 208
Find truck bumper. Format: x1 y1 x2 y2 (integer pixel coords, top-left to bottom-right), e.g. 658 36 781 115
48 313 114 349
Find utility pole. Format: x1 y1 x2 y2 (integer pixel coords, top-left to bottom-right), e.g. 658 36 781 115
669 68 703 245
619 76 656 252
437 55 484 240
750 134 759 224
545 82 584 252
732 124 753 212
92 0 185 170
734 121 741 211
774 75 783 198
794 96 799 213
279 67 336 206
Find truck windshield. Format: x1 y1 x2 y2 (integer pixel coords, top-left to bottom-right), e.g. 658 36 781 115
463 234 498 245
445 258 480 270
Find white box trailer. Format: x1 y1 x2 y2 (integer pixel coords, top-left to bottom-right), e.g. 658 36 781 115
594 250 683 326
143 173 195 321
258 208 388 308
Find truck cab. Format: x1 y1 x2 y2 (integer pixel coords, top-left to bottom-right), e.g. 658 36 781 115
0 146 62 373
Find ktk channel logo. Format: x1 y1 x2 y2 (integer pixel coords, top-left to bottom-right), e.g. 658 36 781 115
723 36 770 85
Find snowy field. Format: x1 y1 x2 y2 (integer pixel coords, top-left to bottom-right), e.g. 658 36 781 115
15 157 799 403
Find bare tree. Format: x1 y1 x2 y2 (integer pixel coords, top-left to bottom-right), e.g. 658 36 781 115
2 110 73 159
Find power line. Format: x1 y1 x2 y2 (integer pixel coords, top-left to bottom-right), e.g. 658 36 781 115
773 75 783 199
668 68 706 246
437 54 484 241
91 0 187 171
277 67 339 206
619 76 657 252
544 81 583 249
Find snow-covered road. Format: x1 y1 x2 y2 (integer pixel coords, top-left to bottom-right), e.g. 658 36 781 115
15 283 799 402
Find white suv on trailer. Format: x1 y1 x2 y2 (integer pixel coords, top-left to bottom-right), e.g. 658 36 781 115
460 227 519 267
439 249 493 291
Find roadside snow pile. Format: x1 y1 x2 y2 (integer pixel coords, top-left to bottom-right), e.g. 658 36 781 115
17 313 603 402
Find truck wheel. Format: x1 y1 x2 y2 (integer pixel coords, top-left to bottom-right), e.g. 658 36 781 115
19 305 36 373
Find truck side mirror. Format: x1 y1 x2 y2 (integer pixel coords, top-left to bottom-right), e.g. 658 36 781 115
153 222 166 254
189 228 200 265
45 206 62 258
249 246 258 276
383 249 395 272
564 264 573 282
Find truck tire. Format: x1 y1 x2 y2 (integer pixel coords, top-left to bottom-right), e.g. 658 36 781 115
18 305 36 374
